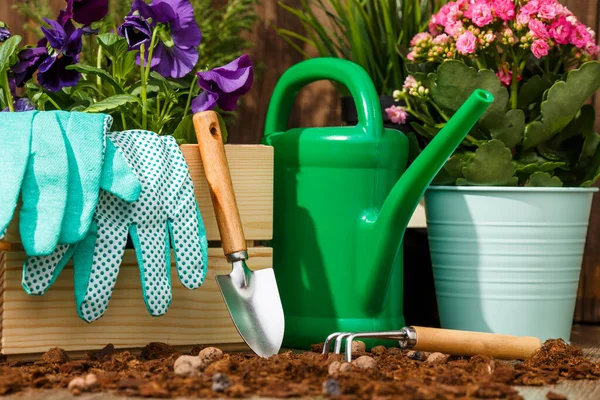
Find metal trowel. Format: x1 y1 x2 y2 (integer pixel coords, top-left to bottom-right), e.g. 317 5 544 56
193 111 285 358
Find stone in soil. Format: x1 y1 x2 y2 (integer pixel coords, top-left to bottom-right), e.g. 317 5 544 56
352 355 377 369
546 392 568 400
40 348 70 364
0 339 598 399
407 350 428 361
211 373 232 392
173 355 203 377
350 340 366 353
371 345 386 355
427 352 450 364
322 379 341 396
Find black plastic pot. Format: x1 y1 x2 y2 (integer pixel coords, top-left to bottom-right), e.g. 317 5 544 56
341 95 440 328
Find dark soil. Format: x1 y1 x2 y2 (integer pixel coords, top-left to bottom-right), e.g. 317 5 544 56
0 339 598 399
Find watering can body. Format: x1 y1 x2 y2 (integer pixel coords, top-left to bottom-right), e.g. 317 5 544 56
262 58 493 349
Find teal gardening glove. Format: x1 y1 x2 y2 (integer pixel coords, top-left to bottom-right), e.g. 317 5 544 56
22 130 209 322
0 111 140 254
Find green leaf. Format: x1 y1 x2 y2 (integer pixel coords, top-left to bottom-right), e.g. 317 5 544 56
130 84 160 96
517 73 555 109
515 151 566 174
459 139 518 186
84 94 140 113
96 33 128 58
66 64 124 94
172 115 195 144
410 122 439 140
525 172 563 187
0 36 22 71
430 60 509 130
121 51 137 78
523 61 600 149
490 109 525 149
433 153 471 185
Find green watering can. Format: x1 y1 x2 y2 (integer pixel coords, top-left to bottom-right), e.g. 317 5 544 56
261 58 493 349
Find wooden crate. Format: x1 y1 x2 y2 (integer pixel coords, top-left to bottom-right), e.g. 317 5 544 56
0 144 273 356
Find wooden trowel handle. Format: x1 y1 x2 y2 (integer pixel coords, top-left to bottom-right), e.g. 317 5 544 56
412 326 542 360
193 111 247 256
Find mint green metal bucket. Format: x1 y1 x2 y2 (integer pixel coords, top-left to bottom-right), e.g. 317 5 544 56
424 186 598 342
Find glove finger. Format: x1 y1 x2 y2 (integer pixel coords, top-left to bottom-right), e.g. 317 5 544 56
20 112 69 256
100 136 141 203
75 214 128 323
59 112 110 244
130 224 172 317
0 111 36 238
22 244 74 295
169 192 208 290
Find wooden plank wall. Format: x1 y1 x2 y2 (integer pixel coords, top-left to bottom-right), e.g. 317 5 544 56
2 0 600 323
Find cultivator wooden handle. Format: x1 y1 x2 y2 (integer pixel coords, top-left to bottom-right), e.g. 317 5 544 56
193 111 247 256
410 326 543 360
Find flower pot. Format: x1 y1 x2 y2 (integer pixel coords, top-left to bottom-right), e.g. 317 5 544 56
341 95 440 328
424 186 599 342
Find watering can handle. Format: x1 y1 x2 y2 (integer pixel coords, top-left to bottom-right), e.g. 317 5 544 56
263 58 383 140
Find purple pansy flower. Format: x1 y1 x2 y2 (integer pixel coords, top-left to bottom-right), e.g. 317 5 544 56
118 0 202 79
37 19 83 92
191 54 254 113
0 23 10 42
118 14 152 50
13 47 48 87
3 98 36 112
59 0 109 26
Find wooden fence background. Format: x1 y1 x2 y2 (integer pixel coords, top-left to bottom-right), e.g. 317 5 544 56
1 0 600 323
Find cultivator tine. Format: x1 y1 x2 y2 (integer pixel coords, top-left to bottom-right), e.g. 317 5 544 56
322 332 346 355
324 330 409 362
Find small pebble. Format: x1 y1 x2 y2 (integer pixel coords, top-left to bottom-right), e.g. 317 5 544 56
41 347 70 364
67 374 98 393
68 377 85 392
352 355 377 370
371 345 386 355
426 352 449 364
199 347 224 366
350 340 366 353
407 350 427 361
386 347 403 355
173 355 203 377
328 361 351 376
212 373 232 392
546 392 568 400
322 379 341 396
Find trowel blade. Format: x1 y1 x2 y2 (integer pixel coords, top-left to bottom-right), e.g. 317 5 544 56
216 262 285 358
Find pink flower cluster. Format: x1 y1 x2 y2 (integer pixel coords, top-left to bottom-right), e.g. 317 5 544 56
407 0 598 69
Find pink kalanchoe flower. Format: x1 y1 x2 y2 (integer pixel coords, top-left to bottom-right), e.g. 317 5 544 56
428 20 441 36
432 33 451 45
529 19 550 40
456 30 477 54
385 105 408 125
445 20 464 37
537 0 563 21
403 75 418 91
520 0 541 16
410 32 432 47
496 68 512 86
549 15 573 44
516 11 531 26
585 42 599 57
470 1 494 27
531 39 550 58
570 23 593 48
492 0 515 21
407 50 417 61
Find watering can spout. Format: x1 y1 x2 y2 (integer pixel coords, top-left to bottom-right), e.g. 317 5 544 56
360 89 494 313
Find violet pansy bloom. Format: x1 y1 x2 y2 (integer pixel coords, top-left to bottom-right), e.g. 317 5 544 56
59 0 109 26
0 23 10 42
36 18 83 92
119 0 202 79
3 98 36 113
13 47 48 88
118 14 152 50
191 54 254 113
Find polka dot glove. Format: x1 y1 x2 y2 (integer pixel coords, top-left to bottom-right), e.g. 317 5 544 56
22 130 209 322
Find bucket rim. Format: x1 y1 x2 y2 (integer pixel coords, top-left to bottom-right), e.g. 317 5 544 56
426 185 599 193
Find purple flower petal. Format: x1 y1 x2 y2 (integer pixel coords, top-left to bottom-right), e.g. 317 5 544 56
41 18 66 50
195 55 253 111
150 43 198 79
170 20 201 49
72 0 109 26
118 14 152 50
0 27 10 42
148 0 179 24
192 90 219 113
64 28 83 57
13 47 48 87
37 55 81 92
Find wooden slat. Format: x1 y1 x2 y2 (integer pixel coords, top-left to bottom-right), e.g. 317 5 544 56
1 144 273 245
1 247 272 355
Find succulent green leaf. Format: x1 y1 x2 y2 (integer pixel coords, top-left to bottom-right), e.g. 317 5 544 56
410 122 439 140
574 105 600 167
489 109 525 148
84 94 140 113
517 73 555 109
430 60 509 129
459 139 518 186
433 152 471 185
515 150 566 174
523 61 600 149
525 171 563 187
580 138 600 187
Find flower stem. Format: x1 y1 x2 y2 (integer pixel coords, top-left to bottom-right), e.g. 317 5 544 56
121 108 128 130
510 56 520 110
182 73 198 120
46 95 62 111
144 29 159 84
140 43 147 130
96 45 103 89
2 69 14 112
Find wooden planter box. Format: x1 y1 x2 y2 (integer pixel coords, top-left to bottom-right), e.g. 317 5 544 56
0 144 273 357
